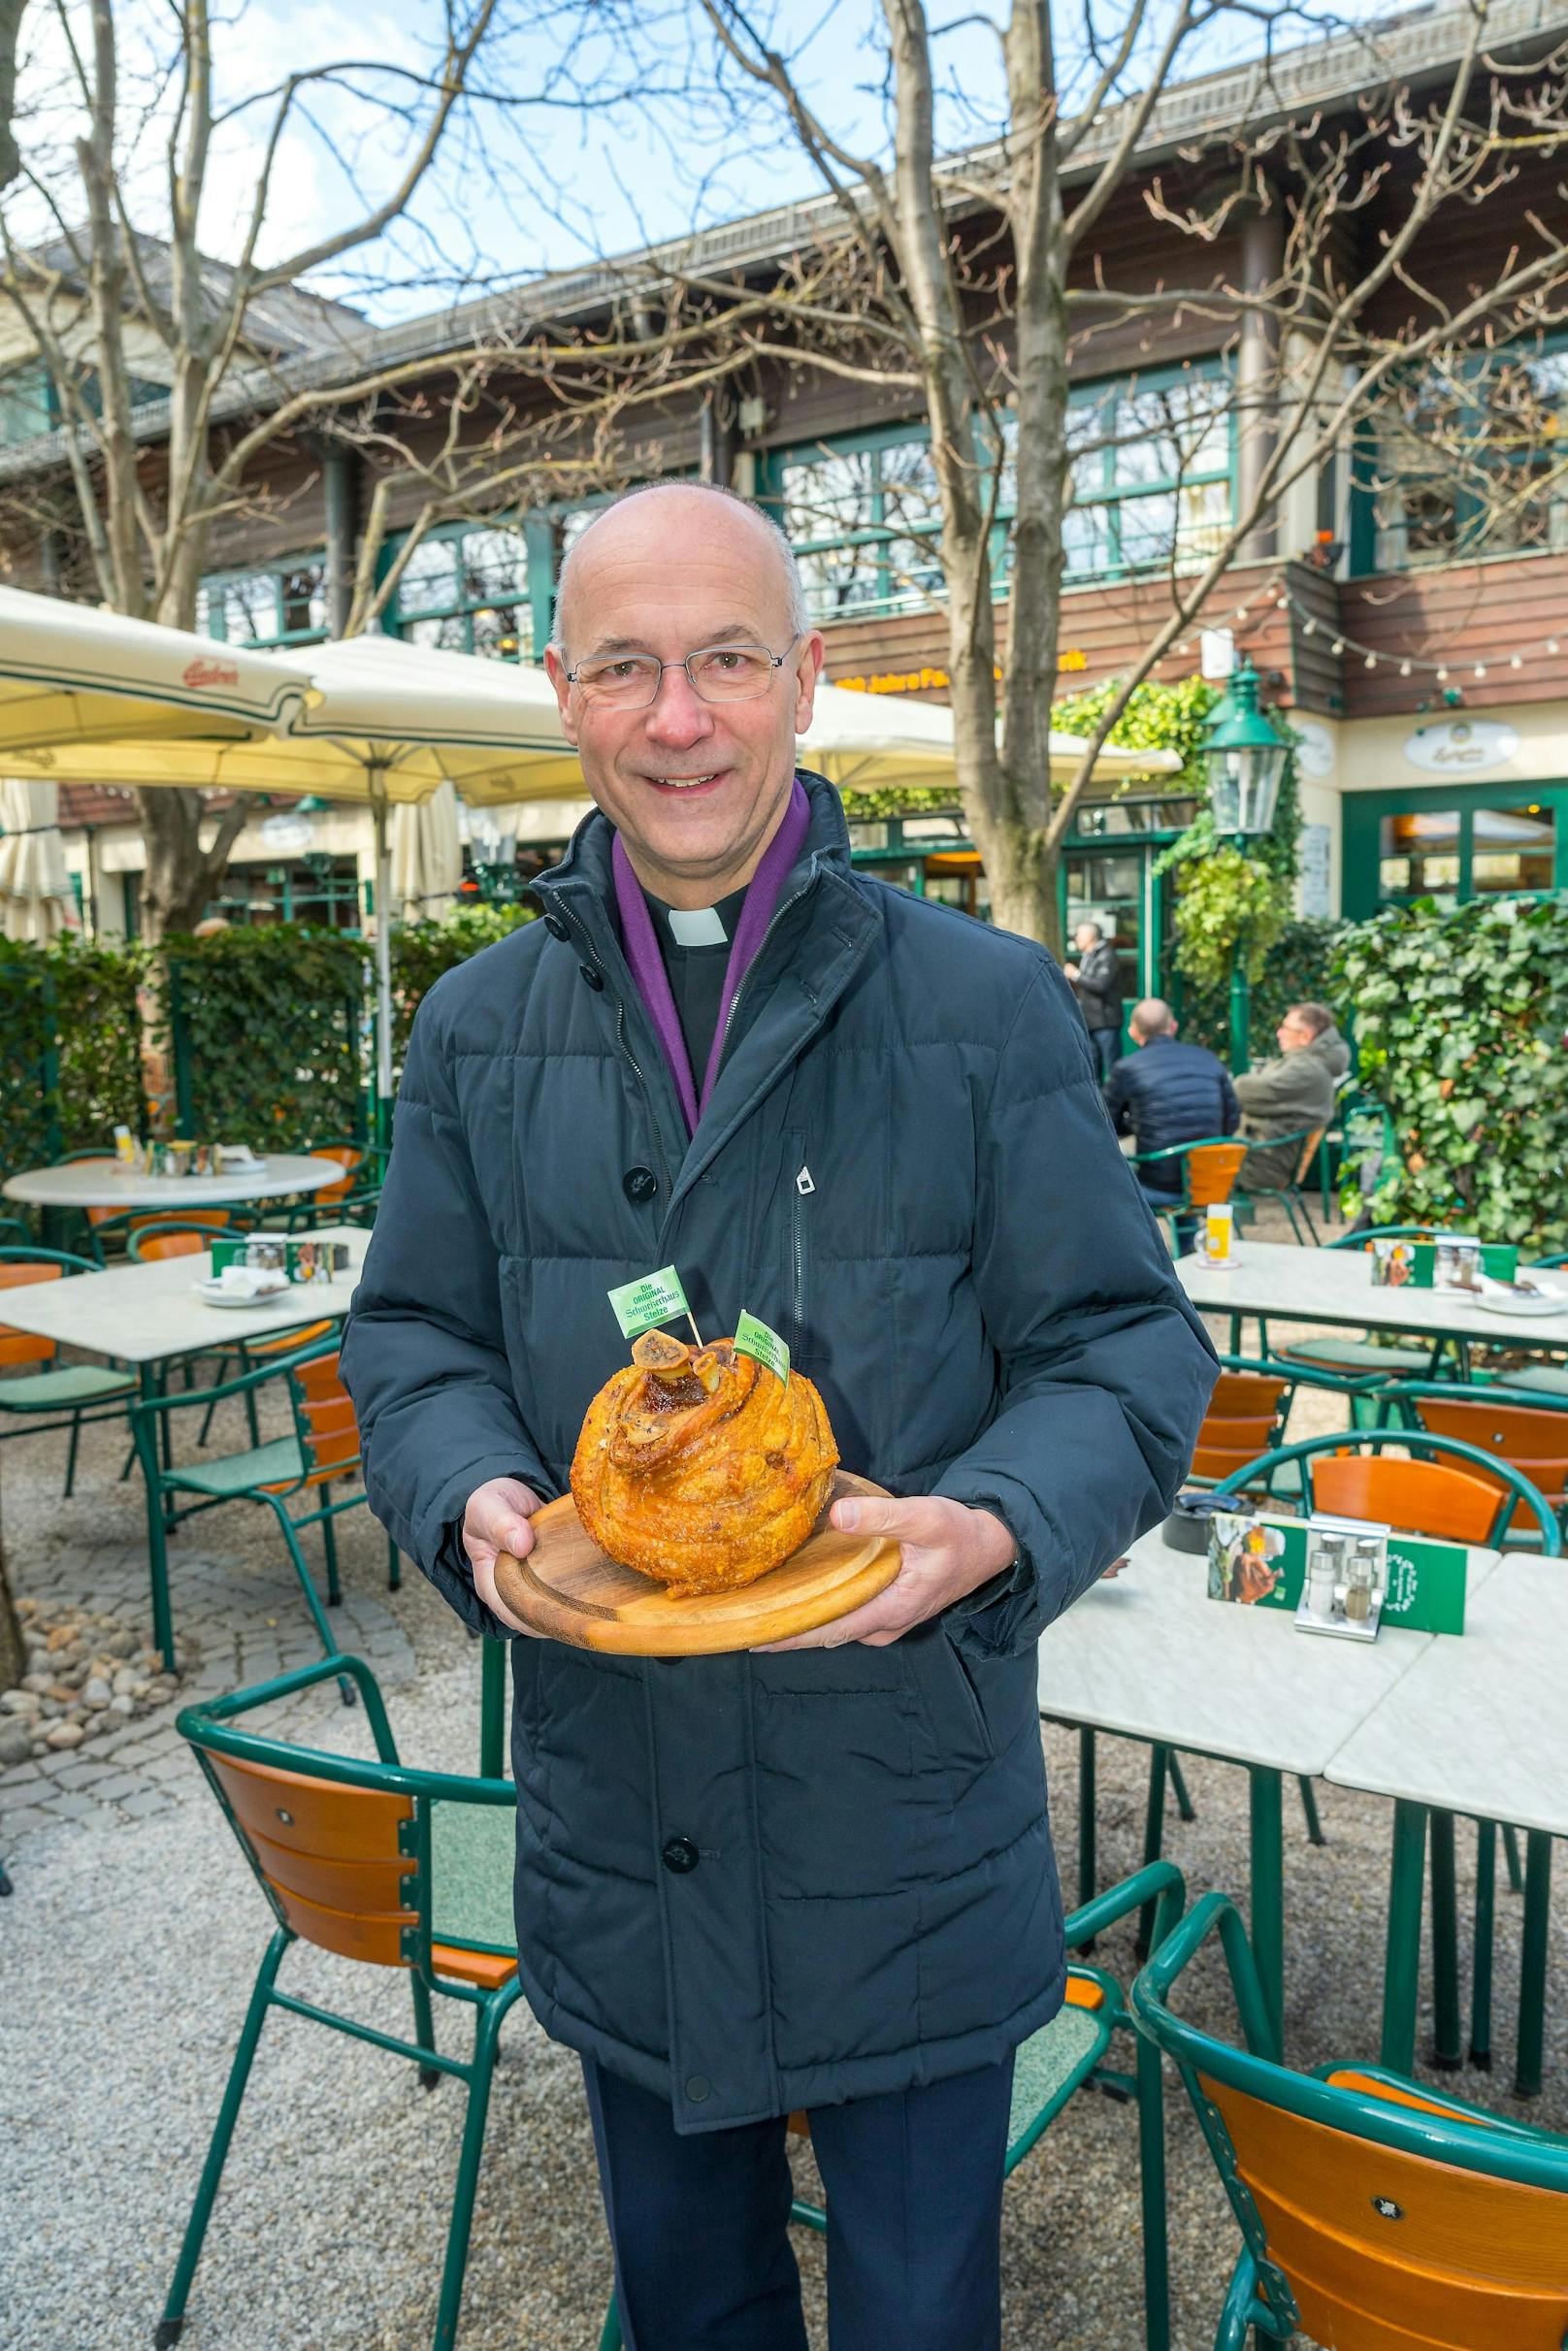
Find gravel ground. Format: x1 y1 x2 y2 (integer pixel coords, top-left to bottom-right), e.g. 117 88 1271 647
2 1259 1565 2351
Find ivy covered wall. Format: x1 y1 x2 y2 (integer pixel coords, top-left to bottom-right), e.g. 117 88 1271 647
1333 897 1568 1249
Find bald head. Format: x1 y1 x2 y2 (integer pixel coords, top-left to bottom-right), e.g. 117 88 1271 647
552 481 808 659
1130 997 1176 1043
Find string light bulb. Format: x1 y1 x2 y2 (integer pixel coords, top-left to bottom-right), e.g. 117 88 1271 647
1400 661 1412 676
1331 637 1344 654
1475 664 1486 679
1364 654 1377 669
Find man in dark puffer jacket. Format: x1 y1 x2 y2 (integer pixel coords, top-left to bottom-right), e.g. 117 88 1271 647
1106 997 1240 1237
343 484 1217 2351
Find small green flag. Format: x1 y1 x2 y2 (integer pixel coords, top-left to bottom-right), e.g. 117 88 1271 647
607 1265 694 1343
735 1308 790 1386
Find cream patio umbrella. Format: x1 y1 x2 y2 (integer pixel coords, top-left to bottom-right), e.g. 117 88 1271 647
0 634 587 1122
0 583 317 751
0 776 73 940
797 677 1186 791
389 779 464 921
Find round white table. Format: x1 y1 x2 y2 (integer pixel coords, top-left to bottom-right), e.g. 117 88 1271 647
2 1153 347 1209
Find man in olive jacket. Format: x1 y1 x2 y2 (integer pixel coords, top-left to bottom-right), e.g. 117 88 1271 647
342 483 1216 2351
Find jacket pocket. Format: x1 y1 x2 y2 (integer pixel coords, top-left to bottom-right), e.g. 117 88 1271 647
787 1130 813 1364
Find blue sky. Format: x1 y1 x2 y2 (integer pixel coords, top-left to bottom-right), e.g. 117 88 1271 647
5 0 1389 328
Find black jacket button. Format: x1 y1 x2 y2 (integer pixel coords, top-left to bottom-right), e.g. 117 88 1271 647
542 912 568 940
579 963 604 991
661 1836 700 1875
623 1166 658 1204
684 2074 711 2103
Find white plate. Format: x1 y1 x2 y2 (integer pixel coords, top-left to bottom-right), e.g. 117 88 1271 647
1479 1288 1566 1318
191 1278 290 1308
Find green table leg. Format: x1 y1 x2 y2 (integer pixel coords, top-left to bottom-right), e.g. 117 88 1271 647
1469 1819 1495 2071
1515 1829 1552 2100
1136 1747 1169 1959
1250 1767 1285 2060
1380 1800 1427 2073
135 1362 177 1672
1428 1808 1461 2070
479 1637 506 1779
1077 1726 1097 1934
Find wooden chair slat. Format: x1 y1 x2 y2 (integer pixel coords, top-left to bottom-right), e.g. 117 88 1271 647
1414 1399 1568 1502
1311 1455 1503 1545
1203 2075 1568 2344
268 1880 412 1969
208 1751 410 1862
0 1262 62 1368
1187 1141 1249 1207
1207 1371 1289 1417
247 1827 414 1916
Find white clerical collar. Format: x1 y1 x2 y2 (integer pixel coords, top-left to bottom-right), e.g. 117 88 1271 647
667 905 729 947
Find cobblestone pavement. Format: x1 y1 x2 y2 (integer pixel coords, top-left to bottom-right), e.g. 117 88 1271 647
3 1246 1565 2349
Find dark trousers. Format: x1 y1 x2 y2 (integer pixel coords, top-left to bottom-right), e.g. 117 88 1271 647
582 2051 1016 2351
1088 1024 1123 1082
1138 1177 1198 1257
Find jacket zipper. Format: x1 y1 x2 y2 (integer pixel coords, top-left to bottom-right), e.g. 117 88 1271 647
546 889 674 1196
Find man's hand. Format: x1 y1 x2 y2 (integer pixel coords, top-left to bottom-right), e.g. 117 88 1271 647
463 1476 545 1637
756 1494 1017 1651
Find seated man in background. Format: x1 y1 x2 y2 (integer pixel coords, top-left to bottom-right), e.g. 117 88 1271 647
1106 998 1239 1243
1233 1000 1347 1191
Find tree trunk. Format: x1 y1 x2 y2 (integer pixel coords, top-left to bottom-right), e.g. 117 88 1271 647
0 0 26 191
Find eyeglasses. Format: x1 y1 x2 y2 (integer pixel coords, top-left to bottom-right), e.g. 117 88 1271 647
565 637 800 709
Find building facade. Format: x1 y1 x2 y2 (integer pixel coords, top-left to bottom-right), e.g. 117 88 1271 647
4 2 1567 996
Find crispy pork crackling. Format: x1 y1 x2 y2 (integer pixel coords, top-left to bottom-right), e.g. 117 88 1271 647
570 1331 839 1595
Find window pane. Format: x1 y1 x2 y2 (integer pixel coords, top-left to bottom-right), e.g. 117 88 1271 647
881 536 944 607
224 573 281 641
407 612 472 651
471 603 531 661
396 537 461 613
797 539 881 619
878 441 940 533
781 449 876 543
1379 811 1460 899
279 563 326 637
462 525 530 603
1470 803 1555 894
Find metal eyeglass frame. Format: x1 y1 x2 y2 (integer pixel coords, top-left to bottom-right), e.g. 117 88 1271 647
564 634 801 707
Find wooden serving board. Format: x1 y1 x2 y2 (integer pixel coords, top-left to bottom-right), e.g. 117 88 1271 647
492 1471 899 1655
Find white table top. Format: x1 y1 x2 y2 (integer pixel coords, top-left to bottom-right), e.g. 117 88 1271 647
1036 1524 1502 1779
1324 1554 1568 1836
0 1224 368 1362
3 1153 347 1208
1179 1240 1568 1346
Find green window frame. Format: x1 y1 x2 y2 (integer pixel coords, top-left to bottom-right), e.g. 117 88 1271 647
761 423 946 624
1056 359 1235 584
379 514 556 662
0 356 167 447
762 360 1235 620
199 556 331 649
1349 334 1568 575
1341 782 1567 920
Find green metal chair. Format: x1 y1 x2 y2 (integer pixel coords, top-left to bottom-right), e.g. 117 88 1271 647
597 1864 1189 2351
157 1654 523 2351
83 1201 255 1267
1127 1135 1248 1256
276 1136 388 1232
1211 1428 1561 1554
1129 1890 1568 2349
1216 1435 1559 2091
1230 1126 1325 1246
0 1246 138 1497
128 1332 400 1697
